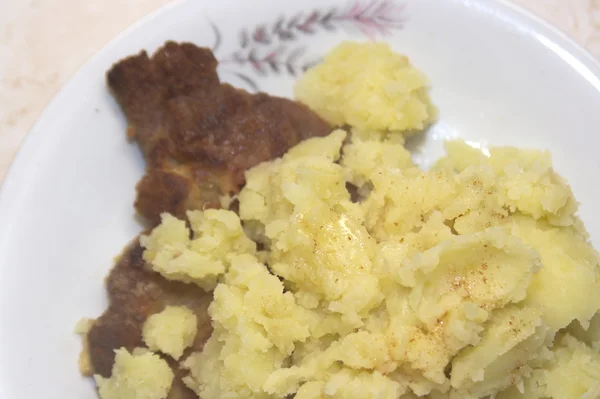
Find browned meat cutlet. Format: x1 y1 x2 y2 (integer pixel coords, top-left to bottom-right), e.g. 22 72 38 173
86 239 213 399
107 41 331 224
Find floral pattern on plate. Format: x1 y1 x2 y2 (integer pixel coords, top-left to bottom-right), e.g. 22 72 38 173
211 0 407 90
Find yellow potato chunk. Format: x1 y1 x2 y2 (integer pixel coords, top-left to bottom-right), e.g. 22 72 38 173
140 209 255 290
95 348 173 399
496 334 600 399
142 306 197 360
511 215 600 331
545 335 600 399
450 306 547 396
295 41 436 134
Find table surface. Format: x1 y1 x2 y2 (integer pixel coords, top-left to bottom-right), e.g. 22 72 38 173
1 0 600 185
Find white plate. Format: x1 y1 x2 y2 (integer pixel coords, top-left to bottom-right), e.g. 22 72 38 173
1 0 600 397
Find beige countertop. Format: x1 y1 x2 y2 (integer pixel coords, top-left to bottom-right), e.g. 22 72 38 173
1 0 600 185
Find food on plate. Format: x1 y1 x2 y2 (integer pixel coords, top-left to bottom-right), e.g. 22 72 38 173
140 210 257 291
108 41 331 224
295 41 437 134
142 305 198 360
85 41 332 399
85 240 213 399
496 333 600 399
152 132 599 399
82 41 600 399
95 348 173 399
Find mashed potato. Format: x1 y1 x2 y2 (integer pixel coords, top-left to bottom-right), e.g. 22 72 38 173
115 42 600 399
140 209 256 291
142 305 198 360
95 348 173 399
294 41 436 134
134 131 600 399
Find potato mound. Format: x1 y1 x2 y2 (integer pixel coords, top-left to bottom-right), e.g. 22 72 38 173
140 209 256 291
135 129 600 399
94 348 173 399
294 41 437 134
142 305 198 360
